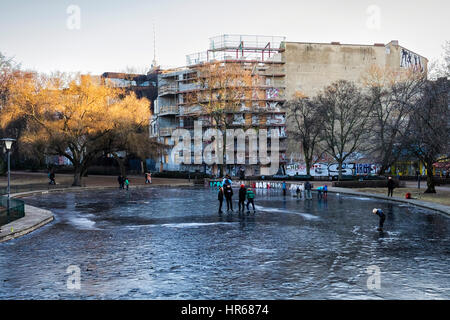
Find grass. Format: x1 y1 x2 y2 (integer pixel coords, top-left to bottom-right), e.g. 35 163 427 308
354 187 450 206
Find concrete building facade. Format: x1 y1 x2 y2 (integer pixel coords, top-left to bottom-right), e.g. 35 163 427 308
283 40 427 98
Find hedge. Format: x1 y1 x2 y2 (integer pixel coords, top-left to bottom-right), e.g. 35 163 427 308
332 179 405 188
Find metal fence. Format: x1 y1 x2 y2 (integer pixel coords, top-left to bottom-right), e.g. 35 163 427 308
0 196 25 226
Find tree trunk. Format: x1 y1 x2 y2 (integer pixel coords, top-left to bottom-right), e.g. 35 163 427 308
424 163 436 193
142 160 147 173
72 166 82 187
338 160 343 181
222 126 227 176
305 158 311 176
118 158 126 177
379 164 388 176
112 153 127 177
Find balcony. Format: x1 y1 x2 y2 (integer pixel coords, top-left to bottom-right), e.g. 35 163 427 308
159 105 179 116
158 84 177 96
159 128 176 137
179 105 203 116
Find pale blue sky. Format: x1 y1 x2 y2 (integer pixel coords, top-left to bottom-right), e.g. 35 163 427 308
0 0 449 74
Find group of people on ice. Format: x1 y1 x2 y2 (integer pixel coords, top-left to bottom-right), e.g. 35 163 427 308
217 175 256 214
215 175 386 231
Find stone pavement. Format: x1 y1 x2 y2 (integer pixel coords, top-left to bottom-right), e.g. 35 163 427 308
0 171 193 188
0 205 53 243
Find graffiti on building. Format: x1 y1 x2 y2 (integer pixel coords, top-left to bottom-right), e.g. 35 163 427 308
400 48 424 72
266 88 279 99
266 102 280 111
286 162 379 177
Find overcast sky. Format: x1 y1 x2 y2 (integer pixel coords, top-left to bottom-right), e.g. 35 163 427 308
1 0 449 74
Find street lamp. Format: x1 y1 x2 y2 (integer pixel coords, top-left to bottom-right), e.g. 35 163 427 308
1 138 16 213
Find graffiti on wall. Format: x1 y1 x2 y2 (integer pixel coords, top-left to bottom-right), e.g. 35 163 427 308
400 48 424 72
286 163 379 177
266 88 279 99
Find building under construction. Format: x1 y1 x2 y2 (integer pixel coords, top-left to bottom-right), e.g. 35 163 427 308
152 35 288 176
151 34 427 175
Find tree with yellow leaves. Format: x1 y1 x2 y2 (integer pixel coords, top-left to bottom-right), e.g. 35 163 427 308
0 73 155 186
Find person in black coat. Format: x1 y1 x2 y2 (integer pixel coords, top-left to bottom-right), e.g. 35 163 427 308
218 186 224 214
238 184 247 212
224 184 234 212
387 176 395 197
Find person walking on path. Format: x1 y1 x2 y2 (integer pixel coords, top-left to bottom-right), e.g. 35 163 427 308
224 184 234 212
218 186 224 214
145 172 152 184
304 181 312 199
323 184 328 199
117 175 124 189
373 208 386 231
387 176 395 197
282 181 287 196
124 177 130 190
246 187 256 213
49 172 56 185
238 184 247 213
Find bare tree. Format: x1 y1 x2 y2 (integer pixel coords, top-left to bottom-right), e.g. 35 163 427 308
285 92 323 176
316 80 372 180
364 66 425 174
428 41 450 80
401 78 449 193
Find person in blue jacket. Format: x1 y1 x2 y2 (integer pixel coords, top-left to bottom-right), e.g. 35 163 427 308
373 208 386 231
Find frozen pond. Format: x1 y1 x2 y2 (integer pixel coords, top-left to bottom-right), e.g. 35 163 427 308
0 187 449 299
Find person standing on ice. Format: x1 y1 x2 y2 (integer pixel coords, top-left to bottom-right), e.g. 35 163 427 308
372 208 386 231
224 184 234 212
218 186 224 214
238 184 247 213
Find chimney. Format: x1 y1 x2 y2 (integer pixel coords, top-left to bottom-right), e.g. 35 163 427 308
389 40 399 47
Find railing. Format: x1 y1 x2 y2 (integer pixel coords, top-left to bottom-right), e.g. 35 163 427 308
159 128 176 136
0 196 25 226
158 84 177 96
159 105 179 115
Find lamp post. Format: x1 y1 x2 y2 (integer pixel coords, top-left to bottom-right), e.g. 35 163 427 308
1 138 16 213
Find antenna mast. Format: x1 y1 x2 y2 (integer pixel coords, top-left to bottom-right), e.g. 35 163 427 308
152 23 157 67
